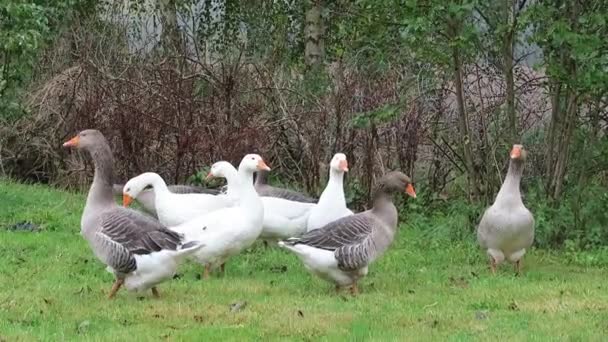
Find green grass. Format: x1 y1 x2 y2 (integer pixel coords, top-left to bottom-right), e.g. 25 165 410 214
1 180 608 341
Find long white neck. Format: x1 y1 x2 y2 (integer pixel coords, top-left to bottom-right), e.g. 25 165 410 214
237 167 263 213
495 160 523 206
318 168 346 207
222 166 240 198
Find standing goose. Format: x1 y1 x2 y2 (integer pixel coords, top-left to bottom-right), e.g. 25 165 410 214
122 172 233 226
255 170 317 203
477 144 534 274
170 154 268 278
279 171 416 294
307 153 353 231
112 184 221 217
207 162 315 240
63 129 203 299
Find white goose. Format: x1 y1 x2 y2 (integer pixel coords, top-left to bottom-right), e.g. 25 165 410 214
169 154 268 277
112 184 221 218
122 172 233 226
477 144 535 274
307 153 353 231
206 162 315 240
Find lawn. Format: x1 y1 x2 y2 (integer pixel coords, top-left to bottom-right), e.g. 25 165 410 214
1 180 607 341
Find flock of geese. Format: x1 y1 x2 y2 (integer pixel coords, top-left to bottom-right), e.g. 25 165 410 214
62 129 534 298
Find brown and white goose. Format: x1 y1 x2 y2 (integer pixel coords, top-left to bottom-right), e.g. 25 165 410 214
279 171 416 294
63 129 203 299
477 144 534 274
254 170 317 203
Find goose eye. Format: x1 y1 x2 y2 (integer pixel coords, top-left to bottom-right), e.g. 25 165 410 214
126 187 130 192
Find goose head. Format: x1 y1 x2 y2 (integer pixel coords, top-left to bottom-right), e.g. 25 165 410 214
239 154 271 174
510 144 527 162
122 172 158 207
206 161 237 180
377 171 416 198
62 129 106 151
330 153 348 173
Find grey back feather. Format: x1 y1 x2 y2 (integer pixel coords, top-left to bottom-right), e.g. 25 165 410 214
254 172 317 203
289 213 392 271
93 232 137 274
99 207 182 255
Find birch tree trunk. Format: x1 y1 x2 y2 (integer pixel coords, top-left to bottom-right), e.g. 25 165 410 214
305 0 324 66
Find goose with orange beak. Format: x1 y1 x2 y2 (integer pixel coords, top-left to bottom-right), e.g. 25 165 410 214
279 171 416 295
122 171 234 227
62 129 203 299
168 154 269 279
307 153 354 232
477 144 534 275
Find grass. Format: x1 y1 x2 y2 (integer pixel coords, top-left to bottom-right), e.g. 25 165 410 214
1 179 608 341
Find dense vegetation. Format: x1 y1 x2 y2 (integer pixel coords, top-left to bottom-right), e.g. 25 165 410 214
1 0 607 250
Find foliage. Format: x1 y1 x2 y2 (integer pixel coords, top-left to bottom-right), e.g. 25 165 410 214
0 0 95 120
528 0 608 97
0 2 49 119
0 0 606 251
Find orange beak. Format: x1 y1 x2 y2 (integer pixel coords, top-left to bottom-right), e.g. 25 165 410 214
205 171 214 181
339 159 349 172
123 194 134 207
62 136 80 148
406 184 417 198
257 159 271 171
510 146 522 159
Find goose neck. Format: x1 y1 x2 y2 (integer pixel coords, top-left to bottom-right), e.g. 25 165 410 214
87 143 115 208
495 159 524 204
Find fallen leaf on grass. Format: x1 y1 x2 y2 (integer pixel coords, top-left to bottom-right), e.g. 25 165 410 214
230 301 247 312
475 310 489 320
270 265 288 273
77 320 90 334
508 300 519 311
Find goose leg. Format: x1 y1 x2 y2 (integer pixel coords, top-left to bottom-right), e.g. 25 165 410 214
108 278 124 299
219 263 226 276
490 257 497 274
151 287 160 298
335 284 341 294
514 259 522 276
350 283 359 296
203 265 210 280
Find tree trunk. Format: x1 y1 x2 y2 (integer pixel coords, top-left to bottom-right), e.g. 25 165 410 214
544 82 561 194
551 89 577 200
503 0 517 143
159 0 181 52
452 46 478 201
304 0 324 66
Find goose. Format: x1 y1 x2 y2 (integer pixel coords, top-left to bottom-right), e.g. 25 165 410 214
169 154 268 278
259 196 316 240
122 172 234 226
307 153 353 231
112 184 221 217
207 162 316 240
255 170 317 203
62 129 203 299
477 144 534 275
279 171 416 294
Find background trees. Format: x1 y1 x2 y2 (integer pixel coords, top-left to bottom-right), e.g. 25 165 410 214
1 0 606 249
